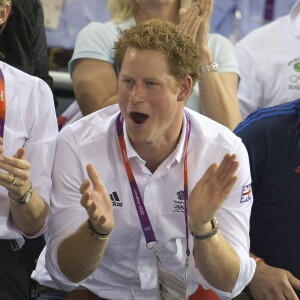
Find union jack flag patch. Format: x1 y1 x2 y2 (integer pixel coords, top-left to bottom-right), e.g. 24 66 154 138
240 183 252 203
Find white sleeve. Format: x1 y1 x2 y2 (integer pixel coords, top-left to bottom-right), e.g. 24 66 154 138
44 126 89 290
25 79 58 205
208 34 240 75
68 22 116 75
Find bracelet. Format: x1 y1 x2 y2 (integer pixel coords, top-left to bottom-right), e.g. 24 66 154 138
200 60 218 73
191 218 218 240
87 219 111 240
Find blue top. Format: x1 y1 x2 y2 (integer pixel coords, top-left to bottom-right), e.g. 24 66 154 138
234 99 300 296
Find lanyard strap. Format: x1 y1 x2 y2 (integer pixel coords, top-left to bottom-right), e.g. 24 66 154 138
264 0 275 22
0 68 6 138
116 113 191 259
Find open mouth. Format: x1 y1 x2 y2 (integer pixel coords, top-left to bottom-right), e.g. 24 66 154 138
129 112 149 124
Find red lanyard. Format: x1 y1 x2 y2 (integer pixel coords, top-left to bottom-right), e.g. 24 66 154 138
116 113 191 275
0 68 6 138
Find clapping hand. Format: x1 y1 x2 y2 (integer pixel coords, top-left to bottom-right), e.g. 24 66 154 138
80 164 114 235
179 0 213 49
0 137 31 200
188 154 238 232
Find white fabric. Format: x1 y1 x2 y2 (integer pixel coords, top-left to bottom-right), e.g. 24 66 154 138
0 61 57 247
33 104 255 300
235 0 300 119
62 18 239 124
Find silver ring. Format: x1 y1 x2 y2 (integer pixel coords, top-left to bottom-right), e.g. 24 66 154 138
9 175 16 186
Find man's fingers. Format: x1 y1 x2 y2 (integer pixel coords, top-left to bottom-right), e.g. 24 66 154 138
14 147 25 159
287 271 300 291
86 164 104 191
222 176 238 196
79 179 91 195
200 162 218 184
80 190 100 220
216 154 238 182
282 287 299 300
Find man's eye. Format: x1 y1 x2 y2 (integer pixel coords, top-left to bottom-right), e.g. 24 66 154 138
124 79 134 84
146 81 158 86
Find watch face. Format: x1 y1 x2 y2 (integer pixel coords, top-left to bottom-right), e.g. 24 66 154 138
201 61 218 73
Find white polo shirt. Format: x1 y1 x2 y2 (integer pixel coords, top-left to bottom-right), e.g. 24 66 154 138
33 105 255 299
235 0 300 119
0 61 57 246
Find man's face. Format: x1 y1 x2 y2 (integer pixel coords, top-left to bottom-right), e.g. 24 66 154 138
118 48 189 148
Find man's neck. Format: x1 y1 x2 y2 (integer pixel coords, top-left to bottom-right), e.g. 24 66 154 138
132 126 183 174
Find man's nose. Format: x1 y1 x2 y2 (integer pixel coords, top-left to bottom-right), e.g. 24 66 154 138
129 84 144 103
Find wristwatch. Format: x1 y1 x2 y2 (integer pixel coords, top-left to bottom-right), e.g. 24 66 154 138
9 184 33 205
191 218 219 240
201 60 218 73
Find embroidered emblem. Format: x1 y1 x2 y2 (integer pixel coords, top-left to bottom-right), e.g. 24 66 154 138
173 191 184 212
294 63 300 73
240 184 252 203
295 166 300 174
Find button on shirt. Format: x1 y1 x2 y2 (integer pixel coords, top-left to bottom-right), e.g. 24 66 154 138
40 105 255 299
0 62 57 247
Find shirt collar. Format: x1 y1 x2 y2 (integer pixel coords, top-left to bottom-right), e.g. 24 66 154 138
123 114 187 168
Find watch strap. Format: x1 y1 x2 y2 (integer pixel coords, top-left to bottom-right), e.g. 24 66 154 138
9 183 33 205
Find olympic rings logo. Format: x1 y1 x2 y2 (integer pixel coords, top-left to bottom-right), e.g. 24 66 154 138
174 204 184 211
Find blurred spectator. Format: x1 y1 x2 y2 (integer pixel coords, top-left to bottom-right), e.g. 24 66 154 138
234 99 300 299
0 1 57 298
0 0 58 108
41 0 109 71
235 0 300 119
0 2 58 298
211 0 297 43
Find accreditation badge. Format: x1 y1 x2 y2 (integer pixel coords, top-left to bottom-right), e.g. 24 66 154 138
41 0 63 30
157 266 188 300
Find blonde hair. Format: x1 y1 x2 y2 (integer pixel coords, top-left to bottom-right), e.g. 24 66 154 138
108 0 193 24
114 19 200 86
0 0 11 4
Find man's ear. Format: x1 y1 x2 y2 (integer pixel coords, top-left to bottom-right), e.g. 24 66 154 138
177 76 193 103
0 3 11 26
